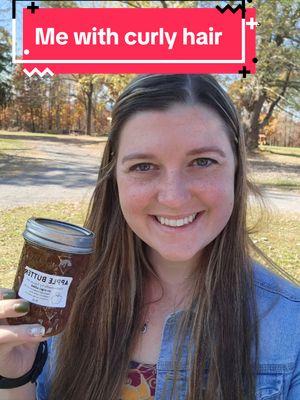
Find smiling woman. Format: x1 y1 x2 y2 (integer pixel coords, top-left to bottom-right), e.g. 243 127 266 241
0 75 299 400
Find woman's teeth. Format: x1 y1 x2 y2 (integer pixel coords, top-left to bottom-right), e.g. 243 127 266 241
155 213 198 227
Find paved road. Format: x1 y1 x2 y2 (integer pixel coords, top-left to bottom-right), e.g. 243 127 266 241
0 135 101 209
0 136 299 212
254 188 300 213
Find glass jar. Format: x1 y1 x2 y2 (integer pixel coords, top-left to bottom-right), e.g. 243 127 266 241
7 218 95 337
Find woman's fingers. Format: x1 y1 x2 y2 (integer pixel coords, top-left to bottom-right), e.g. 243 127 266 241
0 289 45 379
0 297 45 344
0 324 46 345
0 299 30 320
0 288 46 344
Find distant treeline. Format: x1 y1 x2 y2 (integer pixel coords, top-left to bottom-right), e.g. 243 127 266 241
0 72 133 136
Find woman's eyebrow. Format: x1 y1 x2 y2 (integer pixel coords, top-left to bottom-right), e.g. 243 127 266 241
122 146 226 164
187 146 226 158
122 152 156 164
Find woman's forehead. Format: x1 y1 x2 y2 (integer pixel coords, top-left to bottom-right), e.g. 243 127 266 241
117 103 231 154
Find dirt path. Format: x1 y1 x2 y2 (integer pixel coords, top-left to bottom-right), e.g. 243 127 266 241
0 133 299 212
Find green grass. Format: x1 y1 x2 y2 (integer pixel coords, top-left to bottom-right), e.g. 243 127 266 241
259 145 300 158
253 178 300 190
0 130 72 139
247 206 300 282
0 130 108 140
0 201 299 288
0 137 24 153
249 145 300 190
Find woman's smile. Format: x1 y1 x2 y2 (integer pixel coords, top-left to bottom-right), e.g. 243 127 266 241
150 211 204 231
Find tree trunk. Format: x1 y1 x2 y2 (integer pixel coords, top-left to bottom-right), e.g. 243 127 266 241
48 86 53 132
86 81 93 135
244 68 292 151
48 109 53 132
30 107 35 132
244 95 266 151
55 105 60 133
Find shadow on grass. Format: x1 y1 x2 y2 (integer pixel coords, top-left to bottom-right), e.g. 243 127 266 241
248 157 299 172
269 151 300 158
0 148 31 151
0 153 98 188
260 187 300 199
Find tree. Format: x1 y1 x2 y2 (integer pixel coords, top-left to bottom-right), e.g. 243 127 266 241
228 0 300 150
46 76 76 134
11 66 50 132
72 74 133 135
71 75 101 135
44 0 77 7
0 27 11 107
261 112 300 147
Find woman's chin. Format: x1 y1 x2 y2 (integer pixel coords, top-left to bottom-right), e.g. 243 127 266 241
150 247 202 265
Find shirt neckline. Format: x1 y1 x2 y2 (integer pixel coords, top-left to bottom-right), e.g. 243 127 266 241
130 359 157 367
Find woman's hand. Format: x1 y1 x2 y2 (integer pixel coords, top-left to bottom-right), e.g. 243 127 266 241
0 288 46 379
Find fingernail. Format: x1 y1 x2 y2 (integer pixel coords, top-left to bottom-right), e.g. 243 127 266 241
27 326 45 337
14 302 30 313
2 291 16 300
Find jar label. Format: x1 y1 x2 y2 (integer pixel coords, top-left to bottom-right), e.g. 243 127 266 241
18 266 73 308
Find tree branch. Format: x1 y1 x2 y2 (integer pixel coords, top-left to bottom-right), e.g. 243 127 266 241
118 0 169 7
262 86 296 107
275 103 299 119
118 1 140 8
259 69 292 130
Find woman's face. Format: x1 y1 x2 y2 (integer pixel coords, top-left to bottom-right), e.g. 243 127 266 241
116 103 236 266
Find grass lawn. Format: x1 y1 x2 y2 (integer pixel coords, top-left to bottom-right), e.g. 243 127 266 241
0 130 108 141
259 145 300 157
248 146 300 191
252 176 300 190
0 201 299 288
247 205 299 282
0 130 107 164
0 137 24 153
0 130 80 139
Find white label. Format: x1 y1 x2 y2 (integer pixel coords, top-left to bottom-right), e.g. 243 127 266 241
18 266 73 308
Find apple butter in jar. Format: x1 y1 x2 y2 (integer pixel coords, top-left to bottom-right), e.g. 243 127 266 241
7 218 95 337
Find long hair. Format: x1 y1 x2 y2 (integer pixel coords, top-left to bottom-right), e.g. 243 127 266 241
50 74 261 399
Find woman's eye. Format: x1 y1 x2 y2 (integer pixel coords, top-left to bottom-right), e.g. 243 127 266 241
129 159 217 172
129 163 155 172
193 158 217 168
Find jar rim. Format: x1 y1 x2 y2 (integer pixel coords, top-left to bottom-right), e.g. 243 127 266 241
23 218 95 254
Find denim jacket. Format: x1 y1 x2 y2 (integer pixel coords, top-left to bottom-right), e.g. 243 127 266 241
36 263 300 399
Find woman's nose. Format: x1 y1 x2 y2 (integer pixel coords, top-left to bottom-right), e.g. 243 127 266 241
156 171 192 209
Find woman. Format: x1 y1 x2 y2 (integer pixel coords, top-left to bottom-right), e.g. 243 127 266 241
0 74 299 400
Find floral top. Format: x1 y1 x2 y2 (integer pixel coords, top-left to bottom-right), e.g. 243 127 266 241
120 360 157 400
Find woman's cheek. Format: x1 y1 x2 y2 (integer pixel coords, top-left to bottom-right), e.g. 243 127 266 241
118 180 155 212
201 179 234 221
213 184 235 220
